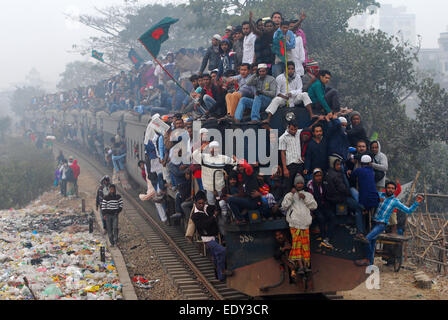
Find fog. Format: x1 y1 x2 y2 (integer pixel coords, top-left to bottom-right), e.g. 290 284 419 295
0 0 446 94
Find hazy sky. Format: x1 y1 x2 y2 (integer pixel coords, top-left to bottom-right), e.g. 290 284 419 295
0 0 446 92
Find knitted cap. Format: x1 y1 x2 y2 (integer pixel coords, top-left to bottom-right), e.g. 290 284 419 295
294 174 305 185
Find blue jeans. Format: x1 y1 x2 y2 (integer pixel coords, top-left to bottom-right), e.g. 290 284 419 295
228 196 270 220
150 172 165 192
234 95 272 121
205 240 226 281
196 178 204 191
366 223 387 265
112 154 126 172
203 95 216 111
272 63 285 78
350 187 360 203
148 106 169 115
346 196 365 234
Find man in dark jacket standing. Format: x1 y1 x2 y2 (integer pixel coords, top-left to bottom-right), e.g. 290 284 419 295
191 191 233 282
307 168 335 249
304 124 328 179
325 156 367 242
101 184 123 246
199 35 222 75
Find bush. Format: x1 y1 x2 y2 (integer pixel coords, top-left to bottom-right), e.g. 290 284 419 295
0 138 54 209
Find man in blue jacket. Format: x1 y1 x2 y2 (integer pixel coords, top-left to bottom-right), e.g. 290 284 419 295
355 181 423 266
326 113 350 161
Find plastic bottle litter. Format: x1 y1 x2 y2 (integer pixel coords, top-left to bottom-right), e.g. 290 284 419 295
0 200 123 300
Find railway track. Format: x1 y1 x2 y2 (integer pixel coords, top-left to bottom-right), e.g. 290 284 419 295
56 142 248 300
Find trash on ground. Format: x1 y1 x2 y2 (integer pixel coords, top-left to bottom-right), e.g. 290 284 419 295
0 200 123 300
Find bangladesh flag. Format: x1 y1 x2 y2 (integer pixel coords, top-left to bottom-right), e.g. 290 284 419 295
92 50 105 62
272 32 287 64
128 48 144 69
138 17 179 58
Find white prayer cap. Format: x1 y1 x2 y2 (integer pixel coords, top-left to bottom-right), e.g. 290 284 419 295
338 117 348 124
258 63 268 69
200 128 209 134
212 34 222 41
361 155 372 164
226 26 233 31
209 141 220 149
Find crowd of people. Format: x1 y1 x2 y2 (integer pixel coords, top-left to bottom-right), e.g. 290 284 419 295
28 10 425 283
55 152 81 198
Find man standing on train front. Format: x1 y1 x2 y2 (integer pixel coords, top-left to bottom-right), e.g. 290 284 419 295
355 181 423 267
191 191 233 282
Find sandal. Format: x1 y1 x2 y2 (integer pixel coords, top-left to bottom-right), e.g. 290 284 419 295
354 259 370 267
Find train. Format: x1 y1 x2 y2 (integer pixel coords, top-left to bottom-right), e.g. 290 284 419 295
23 105 369 297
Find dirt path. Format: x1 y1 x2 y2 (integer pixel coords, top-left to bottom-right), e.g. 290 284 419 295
342 259 448 300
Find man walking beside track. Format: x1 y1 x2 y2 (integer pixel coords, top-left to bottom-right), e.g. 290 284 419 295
101 184 123 247
70 159 81 197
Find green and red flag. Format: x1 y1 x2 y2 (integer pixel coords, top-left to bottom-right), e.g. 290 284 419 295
91 50 105 63
128 48 144 69
138 17 179 58
272 32 287 64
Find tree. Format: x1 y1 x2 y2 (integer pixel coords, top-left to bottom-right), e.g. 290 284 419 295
25 68 45 88
0 116 11 142
415 78 448 143
9 86 46 116
57 61 111 91
73 2 207 67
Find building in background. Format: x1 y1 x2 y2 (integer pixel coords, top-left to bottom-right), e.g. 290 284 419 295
419 28 448 89
349 4 416 46
379 4 416 46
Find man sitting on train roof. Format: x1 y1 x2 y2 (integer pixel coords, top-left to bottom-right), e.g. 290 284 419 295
234 64 277 124
263 61 312 124
191 191 233 282
308 70 341 115
355 182 424 267
198 73 226 119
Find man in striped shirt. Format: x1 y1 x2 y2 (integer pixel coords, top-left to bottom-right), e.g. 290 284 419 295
279 122 304 190
355 181 423 266
101 184 124 247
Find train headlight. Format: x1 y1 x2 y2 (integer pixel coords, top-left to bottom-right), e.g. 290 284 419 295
285 112 296 122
